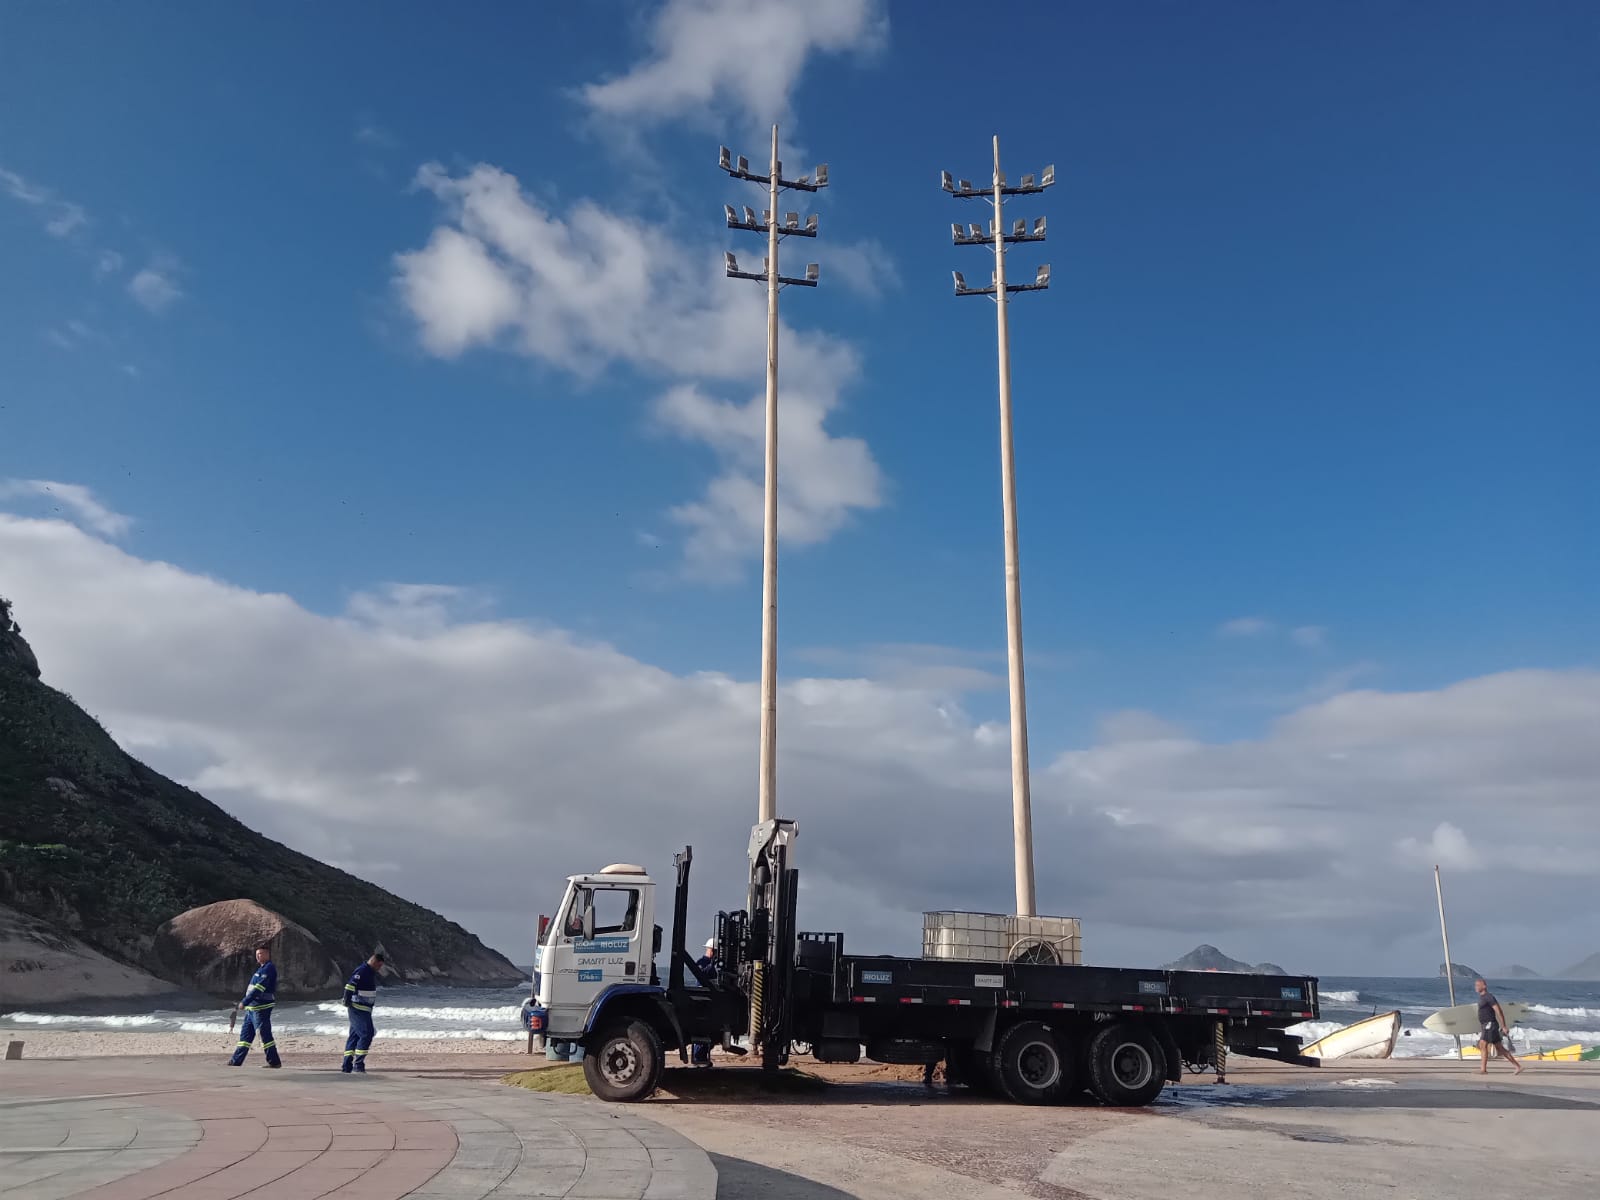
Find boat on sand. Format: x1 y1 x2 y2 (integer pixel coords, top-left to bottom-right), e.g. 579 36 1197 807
1300 1010 1401 1060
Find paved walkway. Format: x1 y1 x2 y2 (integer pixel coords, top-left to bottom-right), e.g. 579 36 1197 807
0 1059 714 1200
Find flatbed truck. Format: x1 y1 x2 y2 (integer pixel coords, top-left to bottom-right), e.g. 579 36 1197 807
527 819 1320 1106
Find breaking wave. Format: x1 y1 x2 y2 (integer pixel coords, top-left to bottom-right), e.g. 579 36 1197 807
1321 990 1360 1004
2 1012 162 1027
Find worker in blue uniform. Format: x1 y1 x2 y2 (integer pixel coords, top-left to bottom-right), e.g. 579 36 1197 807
690 937 715 1067
340 951 385 1073
229 944 281 1068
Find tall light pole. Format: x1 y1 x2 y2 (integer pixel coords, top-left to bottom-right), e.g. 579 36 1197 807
720 129 826 826
943 139 1054 917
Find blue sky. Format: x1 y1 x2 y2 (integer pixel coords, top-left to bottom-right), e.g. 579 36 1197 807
3 2 1597 970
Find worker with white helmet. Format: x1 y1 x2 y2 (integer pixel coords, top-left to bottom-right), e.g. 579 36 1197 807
691 936 717 1066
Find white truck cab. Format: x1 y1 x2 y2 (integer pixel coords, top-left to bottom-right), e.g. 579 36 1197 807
534 864 660 1038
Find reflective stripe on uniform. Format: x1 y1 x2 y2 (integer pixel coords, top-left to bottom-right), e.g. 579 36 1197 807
351 1003 372 1012
236 1040 249 1047
244 1003 275 1011
354 1049 368 1056
262 1041 276 1049
343 1049 354 1057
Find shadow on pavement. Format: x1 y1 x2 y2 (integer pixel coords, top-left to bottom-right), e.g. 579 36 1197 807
711 1153 855 1199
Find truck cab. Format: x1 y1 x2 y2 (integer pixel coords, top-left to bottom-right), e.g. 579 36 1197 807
534 864 660 1038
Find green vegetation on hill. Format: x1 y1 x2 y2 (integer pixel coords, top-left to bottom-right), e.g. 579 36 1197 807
0 612 519 987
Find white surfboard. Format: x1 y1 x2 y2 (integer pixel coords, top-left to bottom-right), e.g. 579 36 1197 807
1423 999 1529 1037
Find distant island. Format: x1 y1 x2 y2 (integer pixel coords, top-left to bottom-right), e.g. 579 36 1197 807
1439 961 1480 980
1557 952 1600 981
1165 944 1290 974
1489 964 1541 979
1 601 522 1006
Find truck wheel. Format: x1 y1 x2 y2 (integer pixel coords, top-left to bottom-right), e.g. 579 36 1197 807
994 1021 1073 1105
1086 1023 1166 1107
583 1018 664 1102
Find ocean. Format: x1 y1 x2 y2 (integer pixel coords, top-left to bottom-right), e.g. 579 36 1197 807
6 975 1599 1058
1299 976 1600 1057
2 981 534 1043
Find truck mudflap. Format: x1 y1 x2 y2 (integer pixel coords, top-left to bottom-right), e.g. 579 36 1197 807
1227 1026 1321 1068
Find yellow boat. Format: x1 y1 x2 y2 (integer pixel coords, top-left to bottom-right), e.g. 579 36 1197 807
1458 1042 1585 1061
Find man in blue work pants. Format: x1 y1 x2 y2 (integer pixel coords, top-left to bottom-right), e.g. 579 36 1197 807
341 951 384 1073
229 944 282 1068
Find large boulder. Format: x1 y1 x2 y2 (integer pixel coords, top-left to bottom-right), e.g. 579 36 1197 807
153 899 340 998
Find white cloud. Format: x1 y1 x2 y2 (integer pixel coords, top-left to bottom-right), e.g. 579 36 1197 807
1397 821 1481 871
1218 616 1274 637
0 166 88 239
1291 625 1328 649
794 642 1006 693
5 510 1599 973
394 163 883 578
355 119 398 148
0 481 133 538
580 0 888 128
128 259 183 313
825 237 901 301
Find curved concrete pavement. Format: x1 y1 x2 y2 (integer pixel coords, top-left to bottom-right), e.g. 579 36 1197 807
0 1058 714 1200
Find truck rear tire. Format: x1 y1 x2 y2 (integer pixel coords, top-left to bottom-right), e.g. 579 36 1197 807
994 1021 1074 1105
1086 1022 1166 1107
583 1018 664 1102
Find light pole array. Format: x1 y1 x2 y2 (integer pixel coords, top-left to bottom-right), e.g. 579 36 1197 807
942 136 1054 917
719 126 827 827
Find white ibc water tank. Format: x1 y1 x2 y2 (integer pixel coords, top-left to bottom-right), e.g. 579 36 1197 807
922 911 1083 964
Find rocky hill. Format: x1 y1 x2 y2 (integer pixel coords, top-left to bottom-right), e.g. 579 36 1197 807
1489 964 1541 979
1165 944 1290 974
1557 952 1600 980
1439 961 1480 980
0 599 521 998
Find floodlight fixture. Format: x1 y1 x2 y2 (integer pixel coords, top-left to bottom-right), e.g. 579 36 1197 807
785 212 799 229
805 214 818 233
805 263 819 283
737 154 750 174
1021 173 1036 190
725 251 738 274
724 204 737 225
763 209 773 226
744 205 758 226
950 222 963 242
1041 165 1055 187
719 146 732 171
941 170 955 192
814 164 828 187
1035 264 1050 287
1013 218 1025 238
952 270 967 293
795 174 809 188
995 171 1006 187
969 223 984 240
958 179 973 193
1033 216 1046 237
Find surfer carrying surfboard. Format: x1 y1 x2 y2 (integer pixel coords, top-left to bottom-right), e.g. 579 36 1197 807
1474 978 1524 1075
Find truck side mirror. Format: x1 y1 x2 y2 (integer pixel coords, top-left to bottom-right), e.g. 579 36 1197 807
652 925 662 955
582 905 595 942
